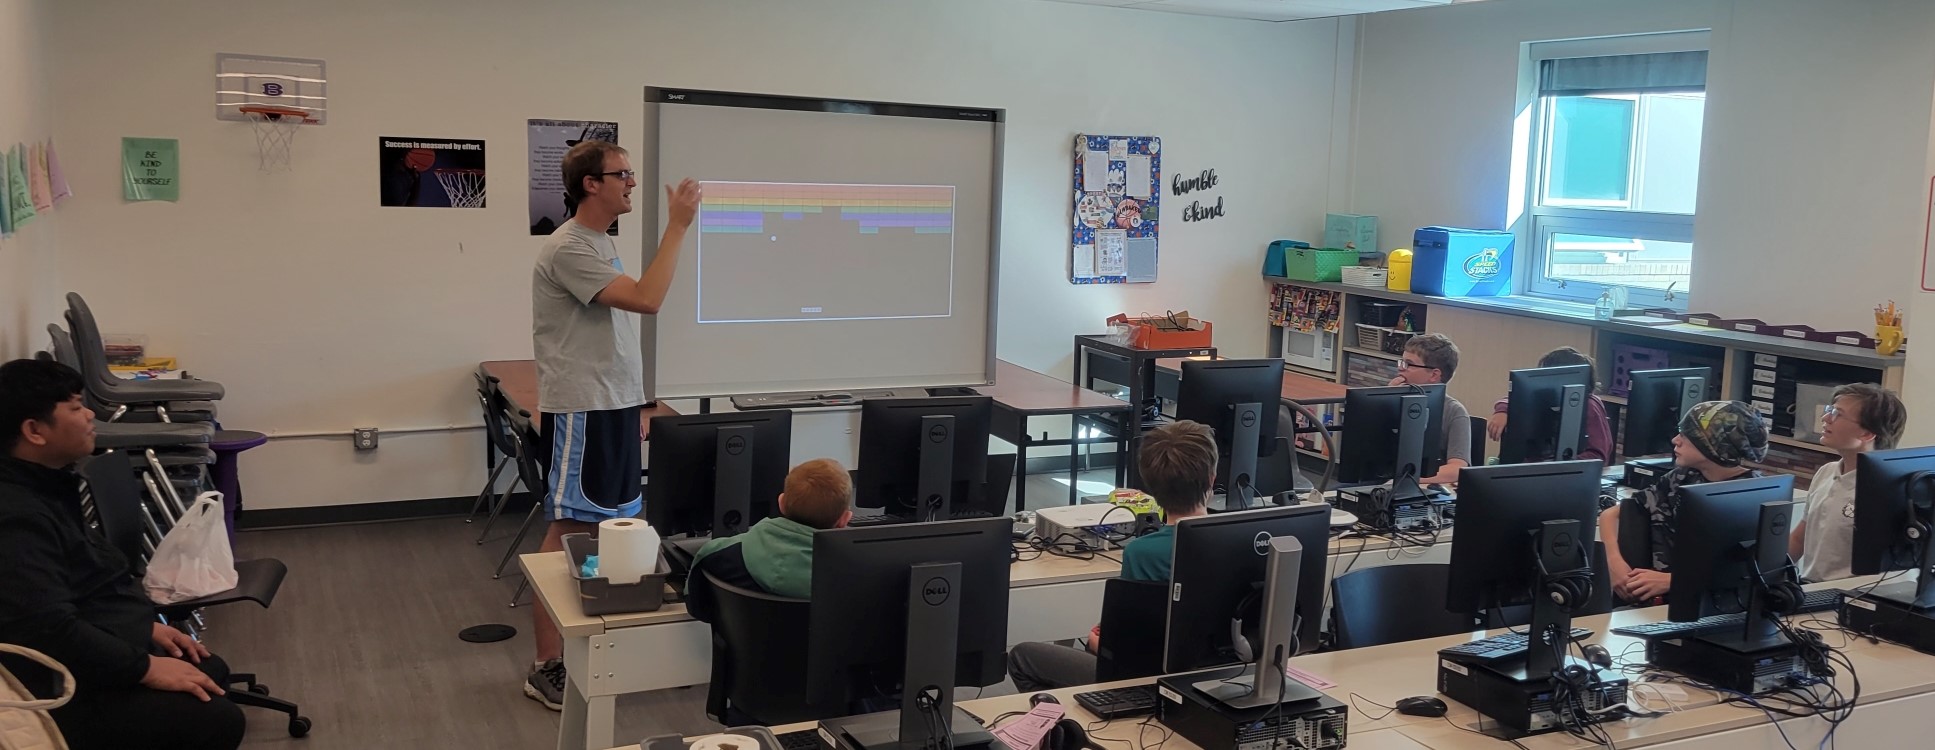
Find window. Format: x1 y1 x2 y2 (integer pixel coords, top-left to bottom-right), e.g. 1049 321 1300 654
1518 43 1708 307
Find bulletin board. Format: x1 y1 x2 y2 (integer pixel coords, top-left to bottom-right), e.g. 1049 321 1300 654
1070 134 1160 284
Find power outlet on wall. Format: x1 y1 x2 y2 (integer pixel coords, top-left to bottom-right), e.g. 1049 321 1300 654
352 427 379 451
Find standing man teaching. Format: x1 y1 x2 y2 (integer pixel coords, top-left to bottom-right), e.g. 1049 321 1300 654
524 139 700 708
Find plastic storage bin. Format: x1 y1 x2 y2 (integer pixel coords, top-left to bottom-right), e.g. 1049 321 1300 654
1410 227 1514 297
1283 248 1359 283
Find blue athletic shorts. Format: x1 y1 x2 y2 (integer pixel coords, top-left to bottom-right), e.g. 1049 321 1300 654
536 407 643 523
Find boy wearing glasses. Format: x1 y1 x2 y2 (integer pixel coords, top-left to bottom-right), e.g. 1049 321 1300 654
1791 384 1908 582
523 141 702 708
1387 333 1471 486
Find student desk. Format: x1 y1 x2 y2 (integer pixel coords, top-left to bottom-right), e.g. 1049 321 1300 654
478 360 682 432
611 579 1935 750
527 528 1452 750
981 360 1134 510
1154 356 1351 406
604 678 1431 750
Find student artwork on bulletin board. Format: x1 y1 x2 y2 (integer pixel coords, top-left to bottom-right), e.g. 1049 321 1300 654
1070 134 1159 284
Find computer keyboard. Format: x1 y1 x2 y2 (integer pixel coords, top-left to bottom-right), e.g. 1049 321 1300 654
1609 588 1844 639
1074 685 1160 719
1437 627 1596 663
847 509 999 527
775 729 824 750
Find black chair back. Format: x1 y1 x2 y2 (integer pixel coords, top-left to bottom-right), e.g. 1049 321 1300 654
1255 436 1304 497
64 293 128 401
78 451 152 570
702 570 819 725
478 374 520 458
1330 563 1475 650
1095 578 1168 681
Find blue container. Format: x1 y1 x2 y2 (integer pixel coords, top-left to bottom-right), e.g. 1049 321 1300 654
1410 227 1514 297
1262 239 1311 277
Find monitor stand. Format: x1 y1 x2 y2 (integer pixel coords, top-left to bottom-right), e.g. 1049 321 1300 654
1386 393 1432 504
1439 520 1628 736
1843 474 1935 654
1554 383 1585 462
711 425 754 537
821 562 996 750
913 415 956 523
1221 401 1263 510
1188 536 1314 709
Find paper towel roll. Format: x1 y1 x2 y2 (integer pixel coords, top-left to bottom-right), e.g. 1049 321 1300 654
596 518 661 585
691 735 762 750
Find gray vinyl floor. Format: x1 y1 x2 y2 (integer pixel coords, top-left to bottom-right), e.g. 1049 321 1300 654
220 469 1115 750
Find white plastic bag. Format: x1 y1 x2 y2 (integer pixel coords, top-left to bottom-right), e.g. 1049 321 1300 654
143 493 238 604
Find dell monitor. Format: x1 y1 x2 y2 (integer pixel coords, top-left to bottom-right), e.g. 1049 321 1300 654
809 517 1014 750
1497 364 1592 465
1622 368 1711 458
1175 359 1283 509
1844 447 1935 653
1652 475 1806 694
645 410 793 538
1163 504 1331 709
857 396 993 521
1439 460 1611 734
1337 384 1446 503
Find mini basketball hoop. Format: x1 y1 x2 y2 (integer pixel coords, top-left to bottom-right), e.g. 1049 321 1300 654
238 105 315 171
434 168 487 208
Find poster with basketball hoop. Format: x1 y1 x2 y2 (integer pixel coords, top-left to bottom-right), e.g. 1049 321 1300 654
378 137 486 208
528 119 619 235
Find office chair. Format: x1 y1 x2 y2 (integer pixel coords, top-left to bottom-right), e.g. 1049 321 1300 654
1329 563 1475 649
78 451 311 737
1094 578 1167 682
701 571 822 726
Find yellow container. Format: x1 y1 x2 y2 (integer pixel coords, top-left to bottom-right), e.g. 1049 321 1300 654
1386 249 1414 292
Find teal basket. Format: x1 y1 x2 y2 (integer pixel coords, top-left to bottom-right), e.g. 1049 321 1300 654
1283 248 1358 283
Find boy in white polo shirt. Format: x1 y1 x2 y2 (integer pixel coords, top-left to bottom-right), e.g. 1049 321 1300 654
1791 384 1908 583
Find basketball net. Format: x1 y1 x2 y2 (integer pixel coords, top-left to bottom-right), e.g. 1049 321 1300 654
435 169 486 208
243 109 306 171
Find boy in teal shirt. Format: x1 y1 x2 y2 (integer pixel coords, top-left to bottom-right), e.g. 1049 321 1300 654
1008 421 1217 690
684 458 853 621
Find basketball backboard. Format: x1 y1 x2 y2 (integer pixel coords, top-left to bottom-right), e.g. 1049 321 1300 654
216 53 327 125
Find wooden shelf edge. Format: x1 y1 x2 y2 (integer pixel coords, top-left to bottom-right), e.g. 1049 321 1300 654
1767 434 1833 452
1342 346 1401 362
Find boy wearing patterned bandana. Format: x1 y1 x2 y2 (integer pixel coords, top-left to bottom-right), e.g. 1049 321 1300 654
1599 400 1768 604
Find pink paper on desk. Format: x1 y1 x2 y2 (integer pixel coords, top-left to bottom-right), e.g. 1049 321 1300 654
990 702 1065 750
1285 664 1338 690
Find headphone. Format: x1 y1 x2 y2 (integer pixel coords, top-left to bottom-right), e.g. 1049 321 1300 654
1538 540 1595 614
1029 695 1101 750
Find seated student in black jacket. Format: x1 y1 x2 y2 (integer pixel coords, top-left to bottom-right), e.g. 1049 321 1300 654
683 458 853 621
0 359 245 750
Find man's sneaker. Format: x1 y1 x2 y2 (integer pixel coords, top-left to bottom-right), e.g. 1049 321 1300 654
525 658 566 710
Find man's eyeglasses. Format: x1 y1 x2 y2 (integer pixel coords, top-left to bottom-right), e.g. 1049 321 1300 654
595 170 636 182
1398 359 1435 372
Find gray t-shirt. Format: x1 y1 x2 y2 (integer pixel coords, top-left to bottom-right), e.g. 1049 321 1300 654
1442 396 1472 467
531 221 646 413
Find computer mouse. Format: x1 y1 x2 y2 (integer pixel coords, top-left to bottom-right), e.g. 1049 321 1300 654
1394 696 1448 718
1029 693 1061 707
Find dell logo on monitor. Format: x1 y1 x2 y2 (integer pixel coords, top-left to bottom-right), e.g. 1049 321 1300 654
1252 531 1273 556
928 424 950 443
921 577 952 605
1239 409 1257 428
724 435 747 456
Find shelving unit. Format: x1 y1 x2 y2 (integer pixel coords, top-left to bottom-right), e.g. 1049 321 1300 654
1262 275 1905 483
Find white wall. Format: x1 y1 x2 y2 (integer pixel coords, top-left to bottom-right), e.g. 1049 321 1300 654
0 0 59 359
48 0 1350 509
1349 0 1935 334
